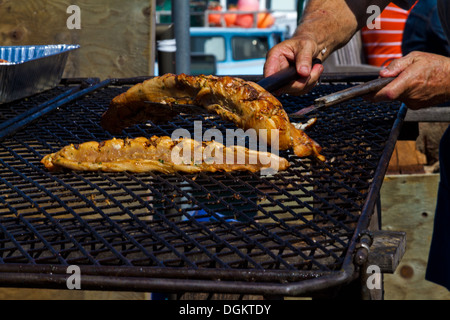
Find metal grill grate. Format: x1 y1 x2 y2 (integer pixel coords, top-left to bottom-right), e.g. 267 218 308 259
0 77 405 295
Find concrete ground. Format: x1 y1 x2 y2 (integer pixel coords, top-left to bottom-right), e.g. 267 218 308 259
381 174 450 300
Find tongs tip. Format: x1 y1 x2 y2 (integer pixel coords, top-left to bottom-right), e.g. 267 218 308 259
289 103 323 118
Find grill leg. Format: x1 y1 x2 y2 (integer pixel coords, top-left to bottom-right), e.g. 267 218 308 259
361 196 384 300
328 196 385 300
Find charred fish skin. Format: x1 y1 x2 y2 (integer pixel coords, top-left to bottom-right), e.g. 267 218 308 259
100 74 324 161
41 136 290 174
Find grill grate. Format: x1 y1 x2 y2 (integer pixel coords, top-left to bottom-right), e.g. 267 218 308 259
0 82 75 123
0 77 405 295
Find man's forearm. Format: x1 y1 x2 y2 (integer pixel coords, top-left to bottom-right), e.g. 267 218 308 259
295 0 392 59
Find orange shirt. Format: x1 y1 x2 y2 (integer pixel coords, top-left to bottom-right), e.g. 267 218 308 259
361 3 414 67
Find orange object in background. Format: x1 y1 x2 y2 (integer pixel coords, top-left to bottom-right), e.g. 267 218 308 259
208 0 274 29
234 0 274 28
235 0 256 28
224 8 238 27
235 11 275 28
235 11 254 28
208 5 223 26
257 12 275 28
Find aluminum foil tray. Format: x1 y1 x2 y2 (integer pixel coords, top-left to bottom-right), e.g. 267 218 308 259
0 44 79 104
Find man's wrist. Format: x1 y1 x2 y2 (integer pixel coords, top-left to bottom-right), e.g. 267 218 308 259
295 8 357 59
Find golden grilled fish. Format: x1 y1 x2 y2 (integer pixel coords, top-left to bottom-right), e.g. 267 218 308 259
41 136 290 174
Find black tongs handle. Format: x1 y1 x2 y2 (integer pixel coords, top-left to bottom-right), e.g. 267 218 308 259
258 58 322 93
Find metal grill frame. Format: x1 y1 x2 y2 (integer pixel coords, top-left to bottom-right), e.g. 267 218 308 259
0 76 407 296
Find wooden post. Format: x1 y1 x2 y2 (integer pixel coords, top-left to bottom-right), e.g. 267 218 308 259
0 0 156 78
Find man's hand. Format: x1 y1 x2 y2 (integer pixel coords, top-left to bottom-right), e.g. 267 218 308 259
371 51 450 109
262 0 374 95
264 34 324 95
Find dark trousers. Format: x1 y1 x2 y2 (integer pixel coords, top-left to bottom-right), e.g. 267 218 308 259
426 125 450 290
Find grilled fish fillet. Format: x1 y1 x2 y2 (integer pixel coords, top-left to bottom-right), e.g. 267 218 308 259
41 136 290 174
101 74 324 161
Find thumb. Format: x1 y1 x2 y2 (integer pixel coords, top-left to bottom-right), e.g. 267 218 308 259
295 40 317 78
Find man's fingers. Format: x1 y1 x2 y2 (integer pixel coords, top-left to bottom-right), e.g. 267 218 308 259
310 62 324 83
380 53 417 77
372 79 403 101
264 41 297 77
264 36 321 94
272 63 323 96
264 51 288 77
295 40 317 77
